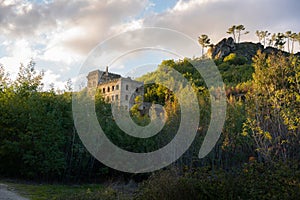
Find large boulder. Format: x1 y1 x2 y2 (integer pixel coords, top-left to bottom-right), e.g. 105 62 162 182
207 37 235 59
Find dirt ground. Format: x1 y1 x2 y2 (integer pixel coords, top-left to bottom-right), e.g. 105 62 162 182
0 184 28 200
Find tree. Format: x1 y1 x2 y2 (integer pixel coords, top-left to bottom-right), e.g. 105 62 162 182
268 33 277 47
290 32 298 54
285 31 292 53
227 25 249 43
236 25 249 43
256 30 263 44
198 34 211 56
65 78 73 92
0 64 10 92
15 60 44 94
297 32 300 51
227 25 237 42
256 30 271 46
274 33 286 50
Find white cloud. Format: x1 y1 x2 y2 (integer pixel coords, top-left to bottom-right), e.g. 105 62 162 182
41 46 81 65
1 0 300 89
0 39 37 79
110 19 144 34
1 0 21 6
144 0 300 45
42 69 66 90
173 0 224 12
9 39 37 59
110 64 125 70
0 0 149 53
0 56 25 79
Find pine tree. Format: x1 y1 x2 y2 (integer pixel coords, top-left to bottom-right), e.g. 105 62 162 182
198 34 211 56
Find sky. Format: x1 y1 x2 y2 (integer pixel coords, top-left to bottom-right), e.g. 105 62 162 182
0 0 300 90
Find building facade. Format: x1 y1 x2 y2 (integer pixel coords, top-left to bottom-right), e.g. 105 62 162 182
87 67 144 109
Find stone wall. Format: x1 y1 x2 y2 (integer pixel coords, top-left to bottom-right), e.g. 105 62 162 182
119 78 144 108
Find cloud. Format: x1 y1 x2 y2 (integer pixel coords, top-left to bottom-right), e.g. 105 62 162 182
0 0 98 39
3 0 299 59
143 0 300 44
42 69 64 90
1 0 300 89
0 38 37 78
172 0 223 12
61 0 148 54
0 0 148 54
0 0 150 87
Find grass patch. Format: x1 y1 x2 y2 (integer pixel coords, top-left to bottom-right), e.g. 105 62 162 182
2 180 107 200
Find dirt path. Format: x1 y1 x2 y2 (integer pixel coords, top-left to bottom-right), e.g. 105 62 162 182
0 184 29 200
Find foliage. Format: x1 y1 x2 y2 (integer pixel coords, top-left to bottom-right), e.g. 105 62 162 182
223 53 248 65
243 51 300 163
57 187 120 200
274 33 286 50
134 163 300 200
14 60 44 94
256 30 271 46
198 34 211 56
227 25 249 43
0 62 101 181
218 63 254 86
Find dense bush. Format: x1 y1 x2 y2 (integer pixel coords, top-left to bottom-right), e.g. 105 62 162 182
244 52 300 162
134 163 300 200
0 62 106 181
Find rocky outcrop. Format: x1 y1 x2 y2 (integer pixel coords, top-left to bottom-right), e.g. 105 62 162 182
262 46 291 57
235 42 264 61
207 37 235 59
208 37 300 61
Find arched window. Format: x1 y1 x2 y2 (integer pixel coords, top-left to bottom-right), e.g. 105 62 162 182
107 86 110 92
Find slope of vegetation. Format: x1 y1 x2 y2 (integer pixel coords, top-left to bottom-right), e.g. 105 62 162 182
133 51 300 199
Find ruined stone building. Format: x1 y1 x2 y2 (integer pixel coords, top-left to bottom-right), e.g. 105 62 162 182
87 67 144 109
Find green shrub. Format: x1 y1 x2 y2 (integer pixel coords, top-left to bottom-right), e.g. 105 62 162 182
134 163 300 200
223 53 248 65
57 187 118 200
218 62 231 71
